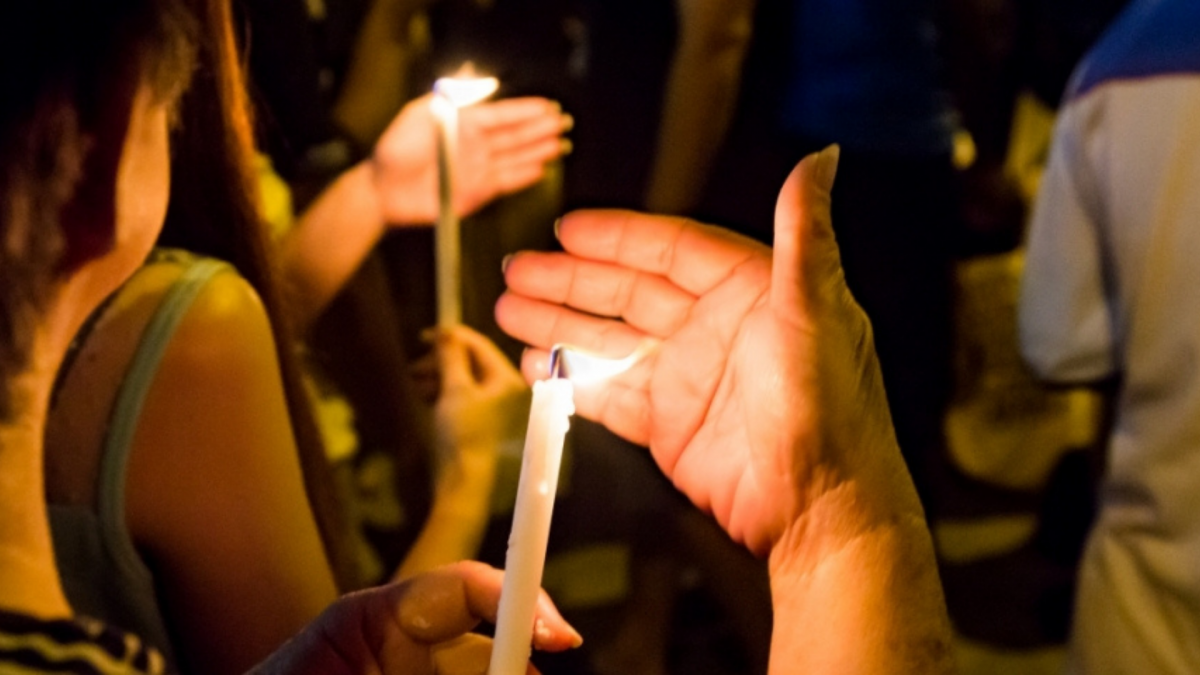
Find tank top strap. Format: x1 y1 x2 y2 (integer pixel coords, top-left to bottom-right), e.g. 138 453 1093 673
95 254 232 550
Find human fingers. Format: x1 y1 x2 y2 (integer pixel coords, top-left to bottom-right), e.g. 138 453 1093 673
433 329 476 391
480 161 550 204
556 210 769 296
468 97 564 130
495 291 650 359
477 106 569 149
501 251 695 338
428 635 544 675
487 135 569 175
396 561 582 652
771 145 842 320
429 634 492 675
409 351 440 403
440 325 523 389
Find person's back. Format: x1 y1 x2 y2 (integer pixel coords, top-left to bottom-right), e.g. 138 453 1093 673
45 249 340 673
1018 0 1200 671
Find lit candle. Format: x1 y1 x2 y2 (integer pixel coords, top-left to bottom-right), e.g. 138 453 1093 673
487 377 573 675
431 69 499 326
488 344 652 675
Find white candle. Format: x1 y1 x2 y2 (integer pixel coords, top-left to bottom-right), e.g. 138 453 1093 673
431 71 499 327
487 343 653 674
488 377 574 675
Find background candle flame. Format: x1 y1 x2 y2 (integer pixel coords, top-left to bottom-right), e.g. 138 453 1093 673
433 72 499 108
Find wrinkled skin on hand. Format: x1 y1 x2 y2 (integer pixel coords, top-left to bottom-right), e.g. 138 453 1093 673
248 561 580 675
496 150 922 557
371 95 571 226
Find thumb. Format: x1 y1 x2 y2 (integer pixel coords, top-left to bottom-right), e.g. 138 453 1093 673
448 325 520 388
771 144 842 316
436 329 476 391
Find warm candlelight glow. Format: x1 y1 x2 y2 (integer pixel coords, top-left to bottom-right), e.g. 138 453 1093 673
548 341 657 384
431 64 499 327
433 72 499 109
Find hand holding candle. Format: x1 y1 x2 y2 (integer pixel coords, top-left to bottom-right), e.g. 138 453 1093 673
432 68 499 326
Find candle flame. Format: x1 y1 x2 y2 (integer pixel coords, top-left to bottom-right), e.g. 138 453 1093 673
548 341 656 385
433 66 500 108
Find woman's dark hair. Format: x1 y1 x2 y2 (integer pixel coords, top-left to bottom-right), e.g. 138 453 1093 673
0 0 195 421
159 0 357 589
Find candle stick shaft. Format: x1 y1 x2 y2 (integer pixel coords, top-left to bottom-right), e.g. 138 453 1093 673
434 97 461 326
488 379 575 675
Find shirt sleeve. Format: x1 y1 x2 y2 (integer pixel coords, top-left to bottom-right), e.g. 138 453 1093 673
1018 97 1117 384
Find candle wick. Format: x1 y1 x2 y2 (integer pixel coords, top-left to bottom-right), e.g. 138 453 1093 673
548 345 567 380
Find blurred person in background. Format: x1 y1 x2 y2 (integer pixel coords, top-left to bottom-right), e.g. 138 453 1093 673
1019 0 1200 672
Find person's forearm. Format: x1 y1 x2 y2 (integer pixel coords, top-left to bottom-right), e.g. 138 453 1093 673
393 446 498 581
280 162 386 328
332 0 428 146
767 488 954 674
645 0 756 214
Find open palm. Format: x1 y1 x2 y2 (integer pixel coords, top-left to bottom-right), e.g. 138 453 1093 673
371 95 570 226
496 153 915 556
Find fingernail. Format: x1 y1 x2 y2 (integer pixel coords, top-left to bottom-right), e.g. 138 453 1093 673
561 113 575 132
553 217 563 240
568 624 584 648
419 327 437 343
815 144 841 193
501 253 514 274
551 100 563 114
559 138 574 156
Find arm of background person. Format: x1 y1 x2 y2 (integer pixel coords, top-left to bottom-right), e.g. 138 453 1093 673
393 327 529 581
126 270 339 674
497 149 955 673
279 97 571 328
644 0 757 214
331 0 432 147
249 561 582 675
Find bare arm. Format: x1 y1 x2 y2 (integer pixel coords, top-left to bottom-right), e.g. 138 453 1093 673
394 327 528 580
330 0 431 147
392 440 499 581
645 0 757 214
278 162 386 328
0 424 72 620
126 271 339 674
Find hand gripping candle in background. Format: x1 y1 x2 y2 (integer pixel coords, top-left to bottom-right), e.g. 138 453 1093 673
488 344 652 675
431 67 499 326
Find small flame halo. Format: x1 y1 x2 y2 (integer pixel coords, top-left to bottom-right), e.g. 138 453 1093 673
433 72 499 109
549 342 655 385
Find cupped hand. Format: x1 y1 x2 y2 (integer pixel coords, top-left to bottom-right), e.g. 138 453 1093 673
249 561 581 675
495 148 921 557
371 95 571 226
